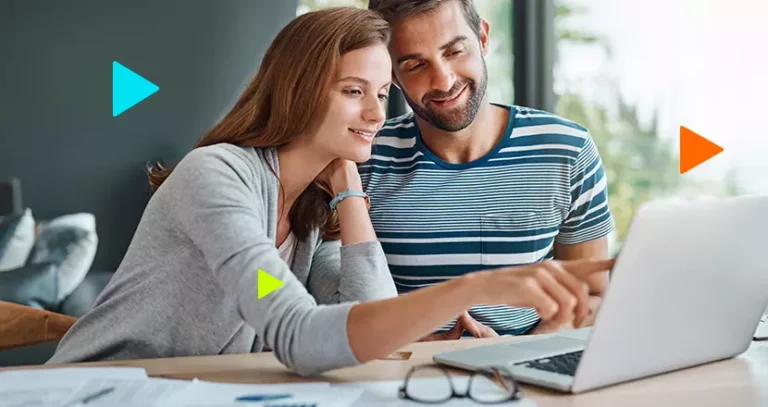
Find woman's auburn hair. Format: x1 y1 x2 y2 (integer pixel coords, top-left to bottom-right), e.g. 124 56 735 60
147 7 390 241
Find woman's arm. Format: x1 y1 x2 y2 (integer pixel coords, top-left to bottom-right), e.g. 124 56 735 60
164 146 613 376
323 158 376 246
346 259 614 363
309 159 397 304
165 147 363 375
308 240 397 304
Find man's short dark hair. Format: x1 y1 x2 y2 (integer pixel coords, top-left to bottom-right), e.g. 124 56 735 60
368 0 482 39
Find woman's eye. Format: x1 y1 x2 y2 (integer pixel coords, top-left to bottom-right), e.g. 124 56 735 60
378 94 389 102
345 89 363 96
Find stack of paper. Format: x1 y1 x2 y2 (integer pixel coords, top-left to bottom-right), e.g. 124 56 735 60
0 367 193 407
165 381 363 407
0 367 538 406
0 367 362 407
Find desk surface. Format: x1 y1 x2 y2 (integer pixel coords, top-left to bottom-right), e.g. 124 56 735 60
5 337 768 407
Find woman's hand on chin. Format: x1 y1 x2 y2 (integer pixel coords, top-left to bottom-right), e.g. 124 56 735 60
318 159 362 195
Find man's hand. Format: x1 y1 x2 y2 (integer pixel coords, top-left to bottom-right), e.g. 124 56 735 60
530 295 603 335
419 311 499 341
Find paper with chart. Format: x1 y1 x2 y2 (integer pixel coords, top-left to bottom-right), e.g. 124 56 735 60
0 367 192 407
0 366 348 407
0 367 150 407
164 380 362 407
64 377 192 407
0 367 538 407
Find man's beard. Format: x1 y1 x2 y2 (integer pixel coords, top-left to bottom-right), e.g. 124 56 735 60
403 61 488 132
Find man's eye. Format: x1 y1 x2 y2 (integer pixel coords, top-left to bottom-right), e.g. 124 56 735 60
378 94 389 101
406 63 423 72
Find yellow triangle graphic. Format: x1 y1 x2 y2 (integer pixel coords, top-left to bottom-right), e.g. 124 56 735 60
257 269 284 299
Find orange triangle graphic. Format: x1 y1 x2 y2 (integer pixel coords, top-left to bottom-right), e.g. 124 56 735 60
679 126 723 174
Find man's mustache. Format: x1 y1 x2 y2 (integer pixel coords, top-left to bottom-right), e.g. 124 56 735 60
423 80 472 104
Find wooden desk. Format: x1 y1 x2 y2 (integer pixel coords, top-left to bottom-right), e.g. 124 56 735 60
4 337 768 406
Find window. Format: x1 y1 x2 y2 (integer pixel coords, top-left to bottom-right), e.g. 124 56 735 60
297 0 367 15
474 0 514 105
554 0 768 249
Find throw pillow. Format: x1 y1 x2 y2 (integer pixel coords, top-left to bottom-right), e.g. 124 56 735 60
27 213 98 302
0 208 35 272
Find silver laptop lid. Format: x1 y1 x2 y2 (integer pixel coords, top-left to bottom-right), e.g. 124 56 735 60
572 196 768 392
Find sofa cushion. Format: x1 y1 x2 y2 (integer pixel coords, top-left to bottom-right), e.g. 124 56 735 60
27 213 98 302
0 208 35 272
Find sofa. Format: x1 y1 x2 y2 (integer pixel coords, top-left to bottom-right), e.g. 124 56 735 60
0 270 113 367
0 178 113 366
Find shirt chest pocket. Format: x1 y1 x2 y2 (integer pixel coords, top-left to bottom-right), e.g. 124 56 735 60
480 212 550 268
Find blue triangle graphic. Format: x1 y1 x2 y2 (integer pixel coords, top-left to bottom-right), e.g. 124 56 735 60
112 61 159 117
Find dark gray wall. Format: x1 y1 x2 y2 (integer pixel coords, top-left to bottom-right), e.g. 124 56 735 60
0 0 299 270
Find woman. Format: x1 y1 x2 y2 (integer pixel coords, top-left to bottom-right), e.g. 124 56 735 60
48 7 613 376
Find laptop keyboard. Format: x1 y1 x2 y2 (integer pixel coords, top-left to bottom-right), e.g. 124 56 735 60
514 350 583 376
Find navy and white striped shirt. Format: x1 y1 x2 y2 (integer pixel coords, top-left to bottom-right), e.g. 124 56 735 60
360 104 614 334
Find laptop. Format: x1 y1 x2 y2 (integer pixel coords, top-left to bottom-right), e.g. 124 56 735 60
434 196 768 394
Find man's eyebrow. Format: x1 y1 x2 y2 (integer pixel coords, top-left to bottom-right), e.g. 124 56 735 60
396 35 469 65
440 35 468 51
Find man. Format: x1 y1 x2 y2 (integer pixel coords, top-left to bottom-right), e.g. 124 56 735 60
361 0 614 339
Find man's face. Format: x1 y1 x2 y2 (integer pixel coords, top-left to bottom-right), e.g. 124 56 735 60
389 1 489 132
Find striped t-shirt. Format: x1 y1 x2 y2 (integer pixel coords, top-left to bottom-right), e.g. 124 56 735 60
359 104 614 334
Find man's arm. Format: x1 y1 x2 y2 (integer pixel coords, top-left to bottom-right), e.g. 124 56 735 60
553 126 614 296
554 237 610 295
532 126 614 334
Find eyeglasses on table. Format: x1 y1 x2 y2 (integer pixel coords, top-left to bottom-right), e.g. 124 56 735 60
397 365 524 404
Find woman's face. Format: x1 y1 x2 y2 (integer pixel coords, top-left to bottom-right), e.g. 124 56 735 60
311 43 392 163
